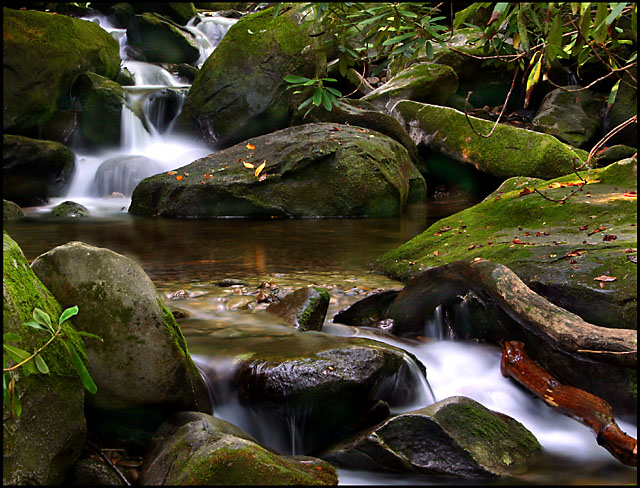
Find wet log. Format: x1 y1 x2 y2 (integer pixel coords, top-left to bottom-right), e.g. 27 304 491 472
388 259 637 368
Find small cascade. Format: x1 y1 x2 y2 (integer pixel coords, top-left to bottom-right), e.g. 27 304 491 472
185 13 238 67
422 304 455 340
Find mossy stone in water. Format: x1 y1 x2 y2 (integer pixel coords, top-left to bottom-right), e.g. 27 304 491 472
3 199 25 221
52 201 90 218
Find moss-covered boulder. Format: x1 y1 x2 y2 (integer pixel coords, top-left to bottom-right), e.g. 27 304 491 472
3 232 87 485
531 86 603 148
3 134 75 207
375 159 638 331
51 201 90 218
322 396 541 478
266 286 330 331
3 7 120 136
290 98 422 173
3 200 25 221
176 7 324 147
361 62 458 112
30 241 211 449
126 13 200 64
141 412 338 485
188 321 422 454
72 72 125 150
129 123 426 218
393 100 585 180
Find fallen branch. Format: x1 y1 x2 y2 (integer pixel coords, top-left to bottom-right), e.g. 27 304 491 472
87 440 131 486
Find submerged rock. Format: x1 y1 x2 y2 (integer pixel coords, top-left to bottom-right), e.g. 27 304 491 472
129 123 426 218
266 286 330 331
30 241 211 449
141 412 338 485
3 134 75 206
322 396 541 478
393 100 585 180
94 155 163 197
3 232 87 485
52 201 90 218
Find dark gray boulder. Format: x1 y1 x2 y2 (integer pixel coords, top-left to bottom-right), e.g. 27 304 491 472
126 13 200 64
129 123 426 218
266 286 330 331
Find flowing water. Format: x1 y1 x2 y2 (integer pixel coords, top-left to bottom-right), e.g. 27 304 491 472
6 10 636 485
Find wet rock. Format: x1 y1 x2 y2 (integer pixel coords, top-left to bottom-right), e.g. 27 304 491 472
266 286 330 331
215 278 248 287
362 62 459 113
132 2 198 25
94 155 163 197
322 396 541 478
226 295 255 310
333 289 400 329
30 241 211 450
52 201 90 218
126 13 200 64
3 134 75 206
3 232 87 485
66 458 124 485
594 144 637 167
393 100 585 180
531 86 602 148
129 123 425 218
188 322 423 454
3 199 25 221
177 6 324 147
72 72 125 150
607 69 637 147
140 412 338 485
3 7 120 135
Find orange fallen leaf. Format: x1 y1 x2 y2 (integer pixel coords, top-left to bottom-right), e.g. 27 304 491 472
519 187 534 197
578 225 589 231
184 172 189 176
623 191 637 198
246 143 256 150
258 173 267 182
175 175 183 181
588 226 606 236
433 250 439 256
602 234 617 241
167 171 178 175
254 161 266 177
594 275 616 282
243 162 255 169
566 250 586 257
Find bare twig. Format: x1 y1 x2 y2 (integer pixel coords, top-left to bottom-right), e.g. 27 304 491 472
463 65 520 138
343 60 369 98
544 62 637 92
87 440 131 486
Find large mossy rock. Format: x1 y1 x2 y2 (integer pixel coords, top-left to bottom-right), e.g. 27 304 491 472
126 13 200 64
132 2 198 25
3 200 25 221
129 123 426 218
3 7 120 136
375 159 638 331
393 100 585 180
188 321 421 454
3 134 75 207
177 7 324 147
72 72 125 150
361 62 459 112
141 412 338 485
30 241 211 449
322 396 541 478
3 232 87 485
531 86 602 148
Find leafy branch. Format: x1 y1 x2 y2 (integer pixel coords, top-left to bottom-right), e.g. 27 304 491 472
3 306 102 418
284 75 342 118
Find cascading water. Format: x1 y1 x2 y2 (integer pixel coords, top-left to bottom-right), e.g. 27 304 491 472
47 11 238 215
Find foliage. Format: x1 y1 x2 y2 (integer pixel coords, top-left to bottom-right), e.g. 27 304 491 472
284 75 342 117
3 305 101 418
275 2 637 112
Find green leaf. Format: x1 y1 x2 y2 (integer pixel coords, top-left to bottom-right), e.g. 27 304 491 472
604 3 627 26
608 79 621 106
63 339 97 394
321 91 333 111
312 87 323 106
298 97 313 111
34 354 49 374
382 32 416 46
4 332 21 342
58 305 79 325
592 2 609 43
517 8 530 52
321 77 338 82
546 12 563 64
3 344 37 374
284 75 311 84
425 40 434 60
21 320 48 332
33 308 52 330
77 331 104 342
325 86 342 97
272 2 283 18
302 79 316 86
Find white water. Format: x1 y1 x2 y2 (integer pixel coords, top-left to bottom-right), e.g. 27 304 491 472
46 12 237 216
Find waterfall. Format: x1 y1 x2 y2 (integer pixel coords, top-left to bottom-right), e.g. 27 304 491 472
56 11 236 213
